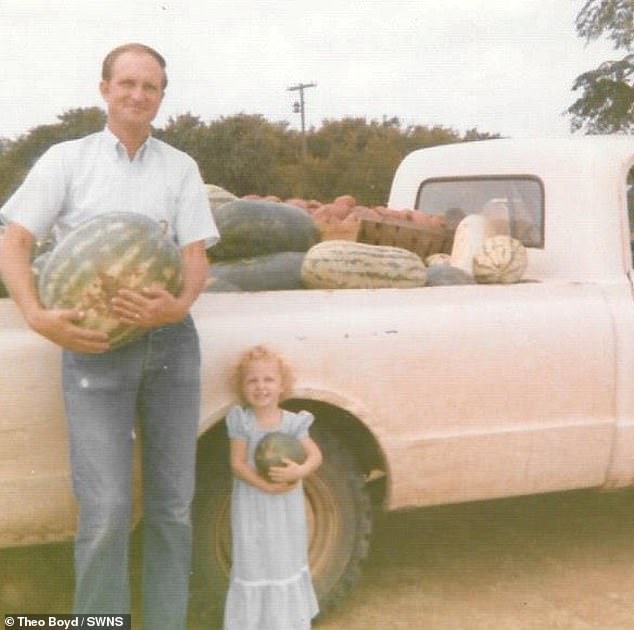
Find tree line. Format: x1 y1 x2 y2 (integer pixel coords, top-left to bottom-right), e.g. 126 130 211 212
0 109 498 209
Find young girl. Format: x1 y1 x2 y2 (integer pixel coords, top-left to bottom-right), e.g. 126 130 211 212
223 345 323 630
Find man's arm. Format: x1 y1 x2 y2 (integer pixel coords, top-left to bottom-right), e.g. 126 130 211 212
0 222 110 353
111 240 209 327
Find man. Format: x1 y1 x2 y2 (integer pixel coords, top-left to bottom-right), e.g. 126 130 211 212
0 43 219 629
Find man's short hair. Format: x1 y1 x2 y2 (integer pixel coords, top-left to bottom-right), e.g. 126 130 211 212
102 43 168 89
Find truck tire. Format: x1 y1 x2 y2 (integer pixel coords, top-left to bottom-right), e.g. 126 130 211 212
191 424 372 621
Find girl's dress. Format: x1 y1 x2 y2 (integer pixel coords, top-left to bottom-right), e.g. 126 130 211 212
223 405 319 630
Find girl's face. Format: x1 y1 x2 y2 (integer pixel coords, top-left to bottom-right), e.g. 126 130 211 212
241 359 284 410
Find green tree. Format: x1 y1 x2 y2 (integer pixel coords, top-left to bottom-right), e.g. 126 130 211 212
568 0 634 133
301 117 487 206
154 112 207 160
190 113 294 198
0 107 501 208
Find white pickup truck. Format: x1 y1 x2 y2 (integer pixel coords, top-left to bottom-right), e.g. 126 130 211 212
1 135 633 618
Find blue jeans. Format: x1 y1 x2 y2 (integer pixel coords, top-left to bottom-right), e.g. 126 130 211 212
62 315 201 630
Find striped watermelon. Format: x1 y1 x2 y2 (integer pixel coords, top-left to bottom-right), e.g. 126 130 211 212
301 240 427 289
38 212 182 350
473 235 527 284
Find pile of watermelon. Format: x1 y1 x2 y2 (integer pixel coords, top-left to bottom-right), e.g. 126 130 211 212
206 198 320 292
0 189 529 308
205 188 528 292
205 190 461 292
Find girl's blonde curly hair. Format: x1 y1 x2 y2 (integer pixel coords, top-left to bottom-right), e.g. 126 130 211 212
231 345 296 405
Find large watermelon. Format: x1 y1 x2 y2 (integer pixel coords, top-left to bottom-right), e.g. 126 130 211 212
254 431 307 481
301 240 427 289
38 212 182 350
208 199 320 259
208 251 305 291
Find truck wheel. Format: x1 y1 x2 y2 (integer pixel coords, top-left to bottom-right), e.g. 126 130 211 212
192 425 372 620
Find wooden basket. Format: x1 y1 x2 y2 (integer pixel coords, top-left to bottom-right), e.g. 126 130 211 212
316 220 360 242
357 217 452 259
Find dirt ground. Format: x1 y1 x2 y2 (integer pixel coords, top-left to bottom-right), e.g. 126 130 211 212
2 488 634 629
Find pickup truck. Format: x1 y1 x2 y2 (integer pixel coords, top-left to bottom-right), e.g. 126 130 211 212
1 135 633 619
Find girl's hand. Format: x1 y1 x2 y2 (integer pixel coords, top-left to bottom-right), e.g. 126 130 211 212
268 459 304 484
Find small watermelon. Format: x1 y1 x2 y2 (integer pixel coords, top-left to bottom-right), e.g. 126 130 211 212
473 235 528 284
254 432 307 480
425 265 475 286
424 252 452 267
38 212 182 350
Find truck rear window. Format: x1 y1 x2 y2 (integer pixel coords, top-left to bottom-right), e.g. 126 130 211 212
416 176 544 248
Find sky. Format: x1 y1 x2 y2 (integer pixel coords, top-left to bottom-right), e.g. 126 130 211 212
0 0 620 141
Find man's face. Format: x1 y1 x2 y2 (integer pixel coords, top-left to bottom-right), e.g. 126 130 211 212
100 51 165 131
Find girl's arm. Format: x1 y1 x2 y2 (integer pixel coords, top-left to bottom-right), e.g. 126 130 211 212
268 436 323 484
229 438 296 494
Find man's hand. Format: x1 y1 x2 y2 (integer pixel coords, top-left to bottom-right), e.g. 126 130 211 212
111 285 187 328
110 240 208 329
0 222 108 353
29 308 110 354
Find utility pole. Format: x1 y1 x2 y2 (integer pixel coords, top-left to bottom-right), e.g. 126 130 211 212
287 82 317 160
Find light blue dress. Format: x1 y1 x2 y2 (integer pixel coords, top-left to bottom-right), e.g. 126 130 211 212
223 405 320 630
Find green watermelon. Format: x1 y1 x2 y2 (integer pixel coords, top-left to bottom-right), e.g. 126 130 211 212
208 251 305 291
425 264 475 286
38 212 182 350
254 432 307 480
208 199 320 259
